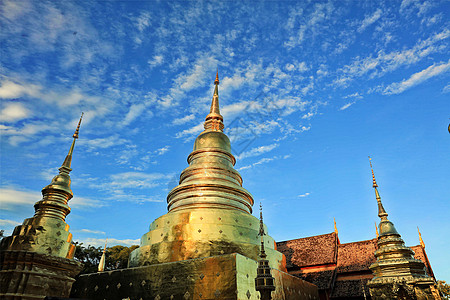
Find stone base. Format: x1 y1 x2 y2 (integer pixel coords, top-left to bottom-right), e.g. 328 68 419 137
71 253 319 300
0 250 83 300
368 278 442 300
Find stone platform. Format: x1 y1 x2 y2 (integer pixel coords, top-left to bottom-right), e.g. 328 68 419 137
71 253 318 300
0 250 82 300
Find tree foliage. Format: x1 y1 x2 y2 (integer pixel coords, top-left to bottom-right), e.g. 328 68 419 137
74 242 139 275
438 281 450 300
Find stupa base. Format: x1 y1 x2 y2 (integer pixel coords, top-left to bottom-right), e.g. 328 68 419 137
0 250 82 300
71 253 318 300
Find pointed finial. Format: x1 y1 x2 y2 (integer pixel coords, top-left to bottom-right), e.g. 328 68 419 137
375 221 379 238
259 203 265 237
98 238 107 272
334 218 338 235
214 69 219 85
73 112 83 139
369 156 378 188
418 227 425 248
62 113 84 169
204 72 224 131
368 156 388 220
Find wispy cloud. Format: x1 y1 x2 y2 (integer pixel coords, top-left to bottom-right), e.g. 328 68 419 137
298 192 310 198
173 114 196 125
0 219 21 227
77 229 106 235
383 60 450 95
339 102 355 111
236 143 279 160
358 9 382 33
78 237 139 247
156 145 170 155
333 29 450 87
0 187 103 211
175 123 204 140
0 102 31 122
238 154 291 171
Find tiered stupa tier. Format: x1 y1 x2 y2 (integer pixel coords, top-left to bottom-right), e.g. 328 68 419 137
129 72 286 271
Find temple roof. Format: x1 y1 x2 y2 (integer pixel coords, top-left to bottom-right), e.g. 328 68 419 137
336 238 377 273
277 232 338 268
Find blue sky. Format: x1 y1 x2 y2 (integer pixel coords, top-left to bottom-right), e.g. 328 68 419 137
0 0 449 281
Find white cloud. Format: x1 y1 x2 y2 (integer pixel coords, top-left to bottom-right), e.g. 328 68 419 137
0 188 40 210
78 229 106 235
298 192 310 197
79 134 129 151
80 237 139 247
0 219 21 227
109 172 172 189
0 187 103 211
175 122 204 139
383 60 450 95
0 102 31 122
236 143 279 160
302 112 315 119
237 154 290 171
340 102 355 110
135 11 151 32
156 145 170 155
442 83 450 93
0 80 41 99
148 55 164 68
333 29 450 87
121 103 147 127
172 114 195 125
358 9 382 33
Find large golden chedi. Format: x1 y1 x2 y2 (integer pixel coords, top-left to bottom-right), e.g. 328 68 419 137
71 73 318 300
129 73 285 272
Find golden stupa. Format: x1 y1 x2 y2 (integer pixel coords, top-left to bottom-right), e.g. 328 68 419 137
71 73 318 300
0 115 84 299
367 158 441 300
128 72 284 271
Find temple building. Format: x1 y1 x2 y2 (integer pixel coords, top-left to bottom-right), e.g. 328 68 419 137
0 115 84 299
276 159 440 300
0 73 442 300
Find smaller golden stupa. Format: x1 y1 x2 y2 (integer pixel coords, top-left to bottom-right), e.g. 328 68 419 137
367 157 441 300
0 114 84 299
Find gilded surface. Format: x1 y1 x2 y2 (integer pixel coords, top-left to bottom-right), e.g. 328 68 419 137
130 75 285 272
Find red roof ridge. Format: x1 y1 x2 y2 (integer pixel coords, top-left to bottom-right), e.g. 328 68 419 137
277 232 336 244
338 238 377 246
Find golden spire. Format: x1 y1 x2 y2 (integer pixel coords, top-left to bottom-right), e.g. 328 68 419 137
334 218 338 235
369 156 388 221
418 227 425 248
62 112 83 170
259 203 267 259
204 71 224 132
375 221 379 238
98 238 107 272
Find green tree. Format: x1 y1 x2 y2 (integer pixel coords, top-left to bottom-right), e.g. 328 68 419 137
73 242 139 275
73 242 103 274
438 281 450 300
106 245 139 270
